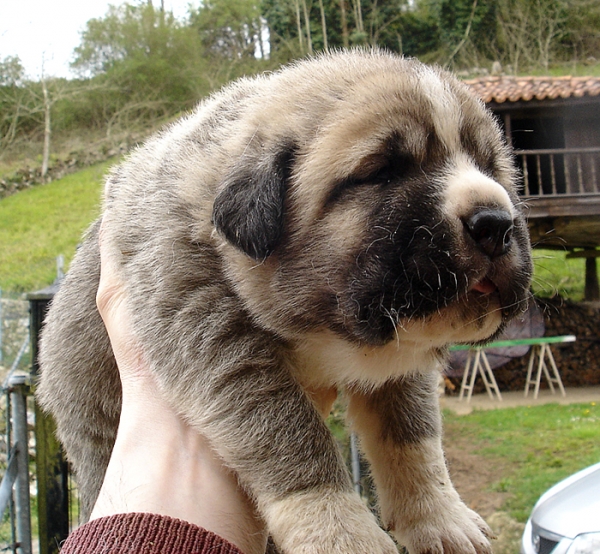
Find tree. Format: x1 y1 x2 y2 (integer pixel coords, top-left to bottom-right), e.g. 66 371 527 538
363 0 409 52
564 0 600 62
495 0 570 72
40 72 51 177
432 0 497 67
189 0 266 60
393 2 440 58
0 56 27 149
0 56 25 87
0 56 66 162
261 0 411 57
71 0 210 126
0 60 76 172
301 0 314 54
339 0 350 48
442 0 480 67
318 0 329 50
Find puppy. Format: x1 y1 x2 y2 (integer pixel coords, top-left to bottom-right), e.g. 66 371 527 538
37 50 532 554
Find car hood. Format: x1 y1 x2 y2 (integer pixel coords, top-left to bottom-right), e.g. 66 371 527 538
532 463 600 539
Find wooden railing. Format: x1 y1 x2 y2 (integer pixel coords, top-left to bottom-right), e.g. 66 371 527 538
515 147 600 196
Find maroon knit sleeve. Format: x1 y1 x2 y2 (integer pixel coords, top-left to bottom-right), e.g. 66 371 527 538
59 512 246 554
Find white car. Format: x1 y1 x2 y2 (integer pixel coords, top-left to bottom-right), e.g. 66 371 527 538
521 462 600 554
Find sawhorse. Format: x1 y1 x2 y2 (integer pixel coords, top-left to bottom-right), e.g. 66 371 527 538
451 335 575 402
457 348 502 402
524 337 575 399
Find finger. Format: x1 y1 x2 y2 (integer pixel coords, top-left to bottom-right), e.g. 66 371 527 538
96 217 126 320
95 220 148 385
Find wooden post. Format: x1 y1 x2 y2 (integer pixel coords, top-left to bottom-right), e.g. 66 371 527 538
503 113 512 147
585 257 600 301
28 285 69 554
566 250 600 302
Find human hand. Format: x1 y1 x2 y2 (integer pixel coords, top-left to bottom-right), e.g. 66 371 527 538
90 221 267 554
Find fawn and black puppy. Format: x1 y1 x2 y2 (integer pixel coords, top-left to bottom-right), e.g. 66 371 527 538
38 50 532 554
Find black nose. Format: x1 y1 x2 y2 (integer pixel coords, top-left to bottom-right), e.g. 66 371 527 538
464 208 514 259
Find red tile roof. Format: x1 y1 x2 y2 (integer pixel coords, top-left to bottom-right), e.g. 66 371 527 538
464 75 600 104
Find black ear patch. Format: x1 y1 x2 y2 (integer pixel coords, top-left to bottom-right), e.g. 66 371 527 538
212 143 295 260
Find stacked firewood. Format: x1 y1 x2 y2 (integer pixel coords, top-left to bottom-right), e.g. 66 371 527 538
446 297 600 393
494 297 600 391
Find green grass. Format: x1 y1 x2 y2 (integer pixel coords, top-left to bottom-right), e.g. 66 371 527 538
527 62 600 78
443 402 600 522
531 249 586 300
0 160 114 293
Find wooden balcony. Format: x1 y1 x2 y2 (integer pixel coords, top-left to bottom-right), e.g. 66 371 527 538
518 147 600 197
515 147 600 249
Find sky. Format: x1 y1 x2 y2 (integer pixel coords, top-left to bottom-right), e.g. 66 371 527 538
0 0 200 80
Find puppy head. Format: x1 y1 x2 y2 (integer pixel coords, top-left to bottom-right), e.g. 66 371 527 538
212 52 532 349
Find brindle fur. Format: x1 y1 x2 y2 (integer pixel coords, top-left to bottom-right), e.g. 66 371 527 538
37 50 532 554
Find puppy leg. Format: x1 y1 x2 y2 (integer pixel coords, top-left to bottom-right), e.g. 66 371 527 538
347 371 493 554
262 488 398 554
111 271 394 554
153 352 397 554
252 385 396 553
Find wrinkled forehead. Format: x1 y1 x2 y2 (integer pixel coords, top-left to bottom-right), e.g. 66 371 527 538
414 65 470 153
290 66 500 215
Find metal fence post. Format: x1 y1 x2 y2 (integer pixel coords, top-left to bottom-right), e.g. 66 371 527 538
8 375 32 554
350 433 361 496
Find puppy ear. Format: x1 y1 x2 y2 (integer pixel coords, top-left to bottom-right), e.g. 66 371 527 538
212 143 295 260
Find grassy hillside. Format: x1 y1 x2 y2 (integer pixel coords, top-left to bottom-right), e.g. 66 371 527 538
0 160 587 298
0 160 114 293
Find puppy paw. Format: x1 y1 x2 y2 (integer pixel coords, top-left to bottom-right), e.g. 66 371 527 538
263 489 398 554
391 501 494 554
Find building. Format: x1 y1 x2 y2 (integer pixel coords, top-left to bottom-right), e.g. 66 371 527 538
466 75 600 300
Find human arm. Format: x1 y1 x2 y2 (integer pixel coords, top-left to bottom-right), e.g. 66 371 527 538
59 224 266 554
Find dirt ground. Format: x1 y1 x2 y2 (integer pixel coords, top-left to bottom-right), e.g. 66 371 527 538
441 386 600 516
444 437 509 518
443 435 525 554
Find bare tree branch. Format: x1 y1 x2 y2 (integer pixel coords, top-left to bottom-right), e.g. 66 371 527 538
445 0 479 67
318 0 328 50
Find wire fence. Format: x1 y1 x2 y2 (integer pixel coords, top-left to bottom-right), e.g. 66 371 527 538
0 291 30 375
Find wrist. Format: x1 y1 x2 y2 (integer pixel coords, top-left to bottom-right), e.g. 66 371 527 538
90 395 267 554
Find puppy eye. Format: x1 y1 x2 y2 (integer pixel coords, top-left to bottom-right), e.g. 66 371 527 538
326 153 414 206
369 165 395 185
367 152 415 185
356 153 415 185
